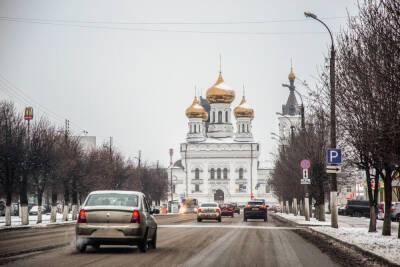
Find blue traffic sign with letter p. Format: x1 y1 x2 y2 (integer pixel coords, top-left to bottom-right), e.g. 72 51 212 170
326 149 342 164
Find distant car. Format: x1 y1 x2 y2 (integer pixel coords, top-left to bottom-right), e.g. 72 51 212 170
390 202 400 222
75 190 158 253
230 202 240 214
197 202 221 222
219 203 234 218
29 205 46 215
345 200 373 217
244 200 268 222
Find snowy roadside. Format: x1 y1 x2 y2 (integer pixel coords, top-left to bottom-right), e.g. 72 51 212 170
0 213 75 230
272 212 400 266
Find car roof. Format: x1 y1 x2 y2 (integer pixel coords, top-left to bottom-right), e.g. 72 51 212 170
88 190 143 196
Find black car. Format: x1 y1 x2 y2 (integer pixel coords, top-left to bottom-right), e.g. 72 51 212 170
230 202 240 214
345 200 374 217
244 200 268 222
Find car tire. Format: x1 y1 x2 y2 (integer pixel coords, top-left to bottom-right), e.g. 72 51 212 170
149 229 157 249
92 244 100 250
76 243 86 253
138 230 149 253
244 217 247 222
218 217 221 222
231 213 234 218
197 218 202 222
264 217 268 222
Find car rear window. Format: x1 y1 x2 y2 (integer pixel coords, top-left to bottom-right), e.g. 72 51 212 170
86 193 138 207
248 201 263 206
201 203 217 207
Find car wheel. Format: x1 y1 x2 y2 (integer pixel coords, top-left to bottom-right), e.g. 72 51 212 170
92 244 100 250
76 243 86 253
244 217 247 222
231 214 234 218
264 217 268 222
138 230 149 253
197 218 202 222
218 217 221 222
149 229 157 249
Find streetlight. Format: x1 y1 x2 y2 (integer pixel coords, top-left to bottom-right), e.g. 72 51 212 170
305 11 338 228
169 148 174 210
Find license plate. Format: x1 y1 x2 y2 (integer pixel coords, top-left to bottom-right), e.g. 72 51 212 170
252 208 259 210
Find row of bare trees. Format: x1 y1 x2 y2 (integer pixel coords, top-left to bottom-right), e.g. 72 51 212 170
270 0 400 238
0 101 168 226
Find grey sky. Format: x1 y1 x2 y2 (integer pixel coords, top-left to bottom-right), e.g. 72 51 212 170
0 0 357 166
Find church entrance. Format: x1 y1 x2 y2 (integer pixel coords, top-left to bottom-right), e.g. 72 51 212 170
214 189 224 202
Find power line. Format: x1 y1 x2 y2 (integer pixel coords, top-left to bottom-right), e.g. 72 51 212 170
0 17 334 36
0 16 346 25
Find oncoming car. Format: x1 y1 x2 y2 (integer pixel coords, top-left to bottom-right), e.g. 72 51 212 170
75 190 158 253
197 202 221 222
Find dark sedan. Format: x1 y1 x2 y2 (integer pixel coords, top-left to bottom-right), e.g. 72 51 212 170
243 200 268 222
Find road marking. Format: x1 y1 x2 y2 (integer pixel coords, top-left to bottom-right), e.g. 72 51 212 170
159 224 301 230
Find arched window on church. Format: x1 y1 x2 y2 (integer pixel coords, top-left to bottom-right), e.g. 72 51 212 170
190 124 192 133
194 124 196 133
210 168 215 179
218 111 222 123
225 111 228 122
223 168 228 179
195 168 200 180
212 111 215 123
239 168 244 179
247 124 249 132
217 168 221 179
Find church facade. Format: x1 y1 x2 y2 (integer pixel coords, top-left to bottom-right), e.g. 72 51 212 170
168 72 276 205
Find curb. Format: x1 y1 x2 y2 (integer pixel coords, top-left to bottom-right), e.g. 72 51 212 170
270 213 399 267
0 221 76 232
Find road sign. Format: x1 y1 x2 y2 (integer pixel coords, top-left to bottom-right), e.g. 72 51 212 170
326 149 342 165
301 178 311 184
303 169 309 179
326 165 341 173
300 159 311 169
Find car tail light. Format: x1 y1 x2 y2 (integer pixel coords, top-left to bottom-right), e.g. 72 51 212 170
390 207 395 213
246 204 251 208
216 208 221 213
131 209 140 224
198 208 203 213
77 208 87 223
260 205 266 209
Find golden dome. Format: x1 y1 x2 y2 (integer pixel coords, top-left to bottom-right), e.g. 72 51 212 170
185 96 208 121
288 66 296 81
206 73 235 104
234 96 254 118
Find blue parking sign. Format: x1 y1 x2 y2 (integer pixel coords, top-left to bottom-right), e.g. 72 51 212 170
326 149 342 164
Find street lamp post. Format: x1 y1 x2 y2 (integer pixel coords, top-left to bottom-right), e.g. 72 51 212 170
169 148 174 210
304 11 338 228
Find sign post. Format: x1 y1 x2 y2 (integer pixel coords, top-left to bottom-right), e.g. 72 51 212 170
300 159 311 221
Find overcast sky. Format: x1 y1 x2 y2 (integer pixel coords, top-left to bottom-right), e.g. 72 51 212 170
0 0 358 166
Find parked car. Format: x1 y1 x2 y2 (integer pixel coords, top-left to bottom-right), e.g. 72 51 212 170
243 200 268 222
75 190 158 253
29 205 47 215
338 204 347 215
390 202 400 222
12 203 19 216
219 203 234 218
230 202 240 214
197 202 221 222
344 200 372 217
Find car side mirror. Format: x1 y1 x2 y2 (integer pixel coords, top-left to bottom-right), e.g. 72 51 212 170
151 208 160 215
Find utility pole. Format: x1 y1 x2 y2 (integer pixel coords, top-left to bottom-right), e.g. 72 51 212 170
169 148 174 206
305 11 338 228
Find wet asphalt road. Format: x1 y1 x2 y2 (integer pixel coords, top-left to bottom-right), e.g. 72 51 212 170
0 213 339 267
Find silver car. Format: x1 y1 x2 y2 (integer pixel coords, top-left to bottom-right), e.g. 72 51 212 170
75 190 158 253
197 202 221 222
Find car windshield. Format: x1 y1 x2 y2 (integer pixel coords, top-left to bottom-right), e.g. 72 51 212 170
86 193 138 207
248 201 263 206
201 203 217 207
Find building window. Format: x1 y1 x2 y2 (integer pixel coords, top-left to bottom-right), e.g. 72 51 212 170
195 168 200 179
239 184 246 193
223 168 228 179
265 184 271 193
212 111 215 123
346 186 352 192
195 184 200 192
218 111 222 123
190 124 192 133
225 111 228 122
217 168 221 179
247 124 249 132
210 168 215 179
239 168 244 179
194 124 196 133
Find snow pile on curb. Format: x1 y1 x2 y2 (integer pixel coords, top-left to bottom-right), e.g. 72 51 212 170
273 213 330 226
0 213 74 229
311 226 400 265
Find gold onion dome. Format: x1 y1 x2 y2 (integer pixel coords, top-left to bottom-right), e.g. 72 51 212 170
185 96 208 121
288 67 296 81
234 96 254 118
206 73 235 104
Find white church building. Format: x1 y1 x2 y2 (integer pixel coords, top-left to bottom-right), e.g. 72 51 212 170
168 71 276 205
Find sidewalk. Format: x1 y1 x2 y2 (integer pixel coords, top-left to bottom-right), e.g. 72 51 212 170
273 212 400 265
0 213 74 230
